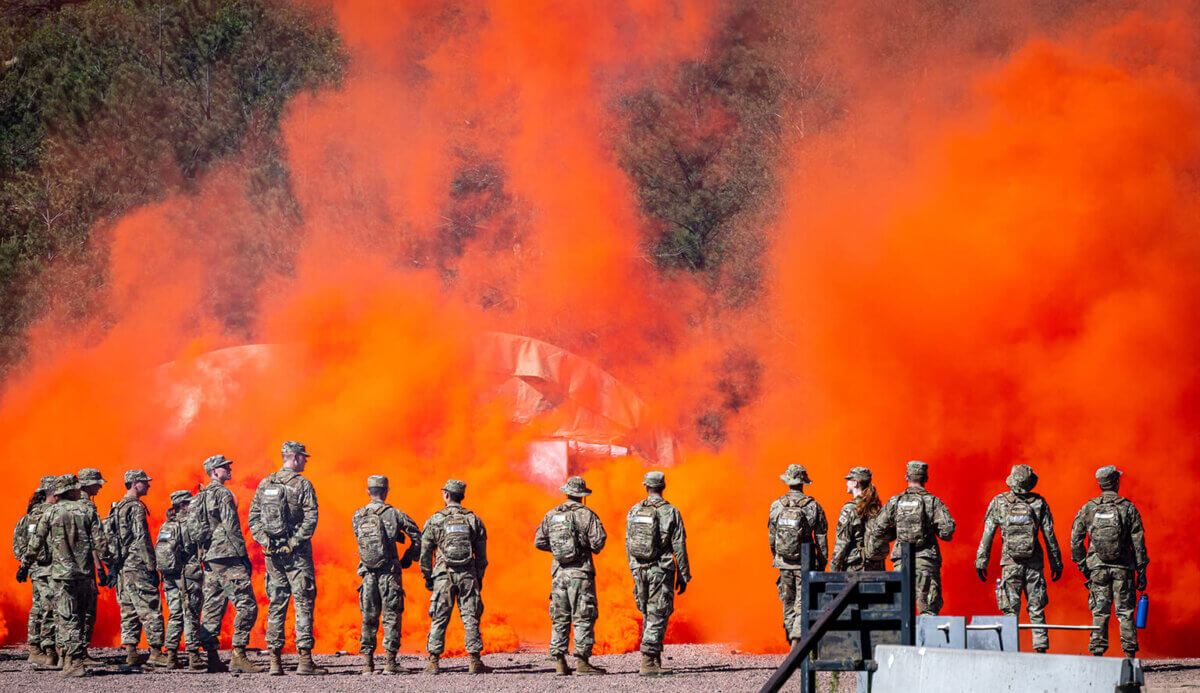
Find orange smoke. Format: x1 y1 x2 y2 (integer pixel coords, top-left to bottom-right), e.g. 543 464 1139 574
1 0 1198 660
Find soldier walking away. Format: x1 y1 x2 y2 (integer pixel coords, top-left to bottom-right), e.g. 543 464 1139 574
768 465 829 648
111 469 168 668
1070 466 1149 659
626 471 691 677
249 441 324 675
13 476 57 667
831 467 883 572
867 461 956 615
18 474 109 677
975 464 1064 653
191 454 258 673
352 475 421 675
77 468 111 665
534 476 608 676
158 490 204 668
420 479 491 675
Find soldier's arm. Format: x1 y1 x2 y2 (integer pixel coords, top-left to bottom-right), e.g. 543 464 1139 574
215 489 248 556
135 507 157 570
975 497 1000 569
13 515 28 561
23 513 50 565
669 507 691 583
533 515 550 552
625 506 638 574
419 517 436 580
396 512 422 566
588 510 607 554
814 504 830 570
1038 499 1064 572
932 497 956 541
767 500 780 557
292 479 319 544
88 508 109 565
473 516 488 580
1128 503 1148 570
1069 503 1090 568
830 504 855 571
247 483 267 547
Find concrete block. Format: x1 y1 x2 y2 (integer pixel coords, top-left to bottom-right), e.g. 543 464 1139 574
917 615 965 649
968 615 1019 652
871 645 1143 693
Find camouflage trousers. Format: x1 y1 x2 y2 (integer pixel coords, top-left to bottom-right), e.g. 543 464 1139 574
50 578 90 658
777 569 803 641
997 564 1049 650
27 574 55 648
548 572 599 657
265 547 317 650
164 569 203 651
915 567 943 616
1087 566 1138 655
632 565 675 656
359 570 404 653
200 558 259 648
427 570 484 655
117 568 165 648
82 575 97 645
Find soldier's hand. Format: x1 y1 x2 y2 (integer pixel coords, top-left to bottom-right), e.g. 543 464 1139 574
400 556 413 569
676 580 687 595
424 578 434 591
1051 565 1062 582
976 567 987 582
1136 571 1147 591
96 563 108 586
15 565 29 583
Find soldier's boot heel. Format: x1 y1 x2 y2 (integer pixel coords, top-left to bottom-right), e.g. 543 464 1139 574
231 647 264 673
165 650 179 669
383 651 400 675
553 654 571 676
423 654 440 675
27 645 42 664
44 647 61 670
575 655 606 675
268 648 284 676
638 653 661 677
296 649 328 675
79 650 105 666
147 648 170 668
59 655 86 678
188 649 206 670
360 652 375 675
205 646 229 674
655 654 673 675
468 653 492 674
124 645 141 667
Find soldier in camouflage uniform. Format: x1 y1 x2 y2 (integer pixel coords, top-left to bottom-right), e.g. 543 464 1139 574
352 475 421 675
13 476 57 666
159 490 204 668
420 479 491 675
18 474 109 677
831 467 883 572
249 441 324 675
768 465 829 647
76 468 111 665
111 469 168 667
1070 466 1148 658
194 454 258 673
975 464 1064 652
867 461 956 615
626 471 691 677
534 476 607 676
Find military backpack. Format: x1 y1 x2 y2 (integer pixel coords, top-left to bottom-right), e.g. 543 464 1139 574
186 486 214 550
155 519 184 574
257 473 295 540
438 508 475 568
1000 493 1037 560
1089 497 1124 562
626 498 665 561
106 497 145 570
774 495 814 563
547 505 583 564
355 504 391 571
894 492 930 545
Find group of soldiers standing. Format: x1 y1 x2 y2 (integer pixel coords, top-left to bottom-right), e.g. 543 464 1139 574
768 460 1149 659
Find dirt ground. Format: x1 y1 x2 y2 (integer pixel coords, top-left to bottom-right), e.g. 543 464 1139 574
0 645 1195 691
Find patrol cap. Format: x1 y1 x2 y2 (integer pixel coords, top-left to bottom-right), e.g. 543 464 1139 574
905 460 928 480
203 454 233 474
1096 465 1122 485
642 471 666 489
281 441 310 457
559 476 592 497
124 469 152 484
844 467 872 482
55 474 81 495
169 490 193 506
443 479 466 495
39 475 59 493
367 475 389 490
77 468 106 486
1006 464 1038 492
780 464 812 486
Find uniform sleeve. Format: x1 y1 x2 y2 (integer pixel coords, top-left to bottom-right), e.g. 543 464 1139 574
866 498 897 560
473 515 488 579
1038 498 1064 572
23 512 50 566
89 507 109 564
533 514 550 552
625 506 638 574
931 496 956 541
419 516 438 580
1069 502 1090 568
1127 502 1148 570
767 500 780 557
587 509 606 554
975 496 1000 569
396 511 422 567
292 479 319 544
247 482 265 546
13 515 28 561
669 506 691 583
813 503 829 570
218 489 249 557
830 504 856 571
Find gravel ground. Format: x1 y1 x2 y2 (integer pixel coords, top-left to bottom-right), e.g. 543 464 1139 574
0 646 1195 691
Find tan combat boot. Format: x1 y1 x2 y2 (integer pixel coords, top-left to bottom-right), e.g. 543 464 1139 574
43 647 61 669
164 649 179 669
124 644 140 667
59 654 86 678
268 648 284 676
638 653 662 677
188 649 205 670
553 654 571 676
575 655 606 675
468 653 492 674
360 652 375 675
423 654 440 675
231 646 264 673
146 647 170 668
295 649 328 676
79 650 105 666
655 653 672 674
383 650 400 675
27 644 42 664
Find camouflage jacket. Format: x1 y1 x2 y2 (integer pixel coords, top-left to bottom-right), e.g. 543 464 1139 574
157 512 203 580
112 495 157 573
26 499 108 580
14 503 52 578
420 503 488 579
831 502 877 571
248 468 319 552
625 497 691 583
975 491 1063 571
352 500 421 576
534 500 607 577
768 491 829 570
1069 491 1148 571
80 496 111 566
197 479 252 562
867 487 956 567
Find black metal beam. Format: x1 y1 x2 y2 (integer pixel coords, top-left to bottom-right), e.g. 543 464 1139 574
759 577 861 693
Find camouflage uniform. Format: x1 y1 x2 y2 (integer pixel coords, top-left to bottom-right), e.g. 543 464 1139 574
867 461 956 615
768 465 829 642
248 448 321 652
160 492 204 652
975 465 1064 651
420 480 489 656
77 468 108 648
830 467 884 572
23 476 109 661
195 463 259 649
533 477 607 658
353 478 422 655
626 472 691 657
112 471 165 649
13 476 57 652
1070 466 1148 656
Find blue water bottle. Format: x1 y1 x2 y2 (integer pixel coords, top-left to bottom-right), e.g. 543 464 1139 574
1136 594 1148 629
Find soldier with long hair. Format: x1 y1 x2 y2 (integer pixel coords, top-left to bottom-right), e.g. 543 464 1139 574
831 467 883 571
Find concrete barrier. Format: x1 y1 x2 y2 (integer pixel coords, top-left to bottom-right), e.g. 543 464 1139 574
871 645 1143 693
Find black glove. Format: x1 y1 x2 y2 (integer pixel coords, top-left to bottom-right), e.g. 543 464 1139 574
15 565 29 583
424 578 434 591
1081 565 1092 582
1051 565 1062 582
676 579 687 595
96 563 108 587
976 567 987 582
1136 570 1147 592
400 556 413 569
